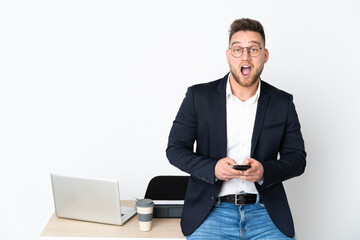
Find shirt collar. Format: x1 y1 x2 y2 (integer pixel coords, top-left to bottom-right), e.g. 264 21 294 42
226 76 261 104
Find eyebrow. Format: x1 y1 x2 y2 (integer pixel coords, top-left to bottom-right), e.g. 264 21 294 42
230 40 262 47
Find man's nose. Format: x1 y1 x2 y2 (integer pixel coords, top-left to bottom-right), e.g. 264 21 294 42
241 48 251 60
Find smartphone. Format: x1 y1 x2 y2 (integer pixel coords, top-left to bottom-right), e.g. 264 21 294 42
232 164 251 170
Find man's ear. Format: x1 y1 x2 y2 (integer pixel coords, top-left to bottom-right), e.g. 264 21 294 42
264 48 269 63
226 48 230 64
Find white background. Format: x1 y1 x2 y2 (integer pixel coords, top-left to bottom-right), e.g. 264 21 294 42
0 0 359 239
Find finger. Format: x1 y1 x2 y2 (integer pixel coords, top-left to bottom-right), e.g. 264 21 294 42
239 170 263 182
243 158 255 165
244 159 260 173
232 169 241 174
238 175 257 182
245 164 258 174
218 162 240 179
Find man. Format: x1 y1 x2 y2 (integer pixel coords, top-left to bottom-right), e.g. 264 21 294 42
166 18 306 239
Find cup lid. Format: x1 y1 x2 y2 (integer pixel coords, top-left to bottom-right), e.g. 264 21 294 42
136 198 154 207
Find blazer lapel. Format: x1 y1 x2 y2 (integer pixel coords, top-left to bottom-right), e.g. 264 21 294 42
215 75 228 157
251 82 269 157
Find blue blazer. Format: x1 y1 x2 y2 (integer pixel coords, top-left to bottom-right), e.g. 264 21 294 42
166 74 306 238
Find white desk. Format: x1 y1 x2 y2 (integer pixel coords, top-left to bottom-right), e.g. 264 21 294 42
40 200 185 240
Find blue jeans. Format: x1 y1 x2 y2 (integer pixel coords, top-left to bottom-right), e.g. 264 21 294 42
187 200 294 240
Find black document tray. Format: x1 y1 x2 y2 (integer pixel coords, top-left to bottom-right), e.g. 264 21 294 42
153 203 183 218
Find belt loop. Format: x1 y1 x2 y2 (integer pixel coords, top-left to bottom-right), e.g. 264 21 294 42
256 194 260 203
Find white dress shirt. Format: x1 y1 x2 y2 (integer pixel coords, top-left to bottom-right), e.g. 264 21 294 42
218 78 261 196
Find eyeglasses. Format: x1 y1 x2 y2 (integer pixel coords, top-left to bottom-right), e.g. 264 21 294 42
229 45 264 58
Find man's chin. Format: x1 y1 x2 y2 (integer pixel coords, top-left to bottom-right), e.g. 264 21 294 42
236 76 257 88
230 70 259 88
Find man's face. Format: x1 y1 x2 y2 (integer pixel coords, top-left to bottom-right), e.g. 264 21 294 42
226 31 269 88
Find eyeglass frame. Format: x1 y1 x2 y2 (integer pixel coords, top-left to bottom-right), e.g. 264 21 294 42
228 44 265 58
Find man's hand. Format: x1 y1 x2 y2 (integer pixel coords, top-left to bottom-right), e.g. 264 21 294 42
237 158 264 182
215 157 264 182
215 157 241 181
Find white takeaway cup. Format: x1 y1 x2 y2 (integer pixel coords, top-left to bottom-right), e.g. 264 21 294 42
136 199 154 231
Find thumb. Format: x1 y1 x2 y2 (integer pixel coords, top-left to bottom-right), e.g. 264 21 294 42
223 157 237 166
242 158 254 165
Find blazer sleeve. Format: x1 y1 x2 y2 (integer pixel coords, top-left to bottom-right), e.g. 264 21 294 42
166 87 218 185
261 95 306 189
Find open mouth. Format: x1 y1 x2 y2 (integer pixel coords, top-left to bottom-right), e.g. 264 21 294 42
241 65 252 78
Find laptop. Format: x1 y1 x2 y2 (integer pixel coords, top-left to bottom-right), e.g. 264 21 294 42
51 173 136 225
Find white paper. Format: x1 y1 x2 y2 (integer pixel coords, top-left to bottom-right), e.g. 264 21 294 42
153 200 184 205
